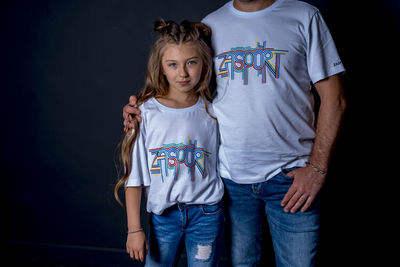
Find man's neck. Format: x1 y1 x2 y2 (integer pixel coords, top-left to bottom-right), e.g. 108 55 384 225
233 0 277 12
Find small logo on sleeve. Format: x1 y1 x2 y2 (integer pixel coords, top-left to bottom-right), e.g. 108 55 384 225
333 61 342 67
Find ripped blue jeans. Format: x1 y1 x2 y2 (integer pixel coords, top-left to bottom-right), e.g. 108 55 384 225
145 201 225 266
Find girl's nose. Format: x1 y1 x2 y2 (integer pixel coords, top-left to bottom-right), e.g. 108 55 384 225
179 66 188 77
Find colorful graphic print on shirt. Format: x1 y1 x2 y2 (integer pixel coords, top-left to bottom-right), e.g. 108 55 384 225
216 40 288 85
149 137 211 182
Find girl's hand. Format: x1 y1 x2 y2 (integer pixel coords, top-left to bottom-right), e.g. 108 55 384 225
126 231 148 262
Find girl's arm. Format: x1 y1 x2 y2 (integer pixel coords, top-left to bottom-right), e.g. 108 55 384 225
125 186 148 262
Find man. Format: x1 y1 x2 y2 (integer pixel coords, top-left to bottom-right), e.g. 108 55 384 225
123 0 346 266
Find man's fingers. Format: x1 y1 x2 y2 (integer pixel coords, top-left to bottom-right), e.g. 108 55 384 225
281 185 296 207
125 105 141 116
300 194 317 212
129 95 138 105
122 95 141 130
123 118 129 128
123 95 140 119
289 194 308 213
283 190 302 212
282 189 315 213
122 104 129 120
123 105 138 120
123 106 142 124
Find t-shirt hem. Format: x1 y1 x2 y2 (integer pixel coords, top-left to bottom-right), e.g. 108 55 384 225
219 159 308 184
311 65 346 84
125 181 150 187
148 196 224 215
220 168 282 184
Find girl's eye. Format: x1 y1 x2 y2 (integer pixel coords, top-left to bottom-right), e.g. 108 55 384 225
168 63 177 67
188 60 197 65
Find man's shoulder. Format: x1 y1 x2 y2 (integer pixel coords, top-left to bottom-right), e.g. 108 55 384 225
284 0 320 16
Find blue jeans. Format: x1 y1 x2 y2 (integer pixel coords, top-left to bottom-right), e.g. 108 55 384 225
223 168 320 267
145 201 225 267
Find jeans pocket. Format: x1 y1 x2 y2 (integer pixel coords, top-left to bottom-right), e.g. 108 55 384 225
280 167 300 180
200 202 223 216
280 171 294 180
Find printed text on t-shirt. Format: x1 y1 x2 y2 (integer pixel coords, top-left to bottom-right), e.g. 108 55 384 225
149 137 211 182
216 40 288 85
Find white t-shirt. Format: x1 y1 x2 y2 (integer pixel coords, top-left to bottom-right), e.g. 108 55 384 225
126 97 223 215
202 0 345 184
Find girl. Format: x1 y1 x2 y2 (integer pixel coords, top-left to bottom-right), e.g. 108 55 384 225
114 19 224 266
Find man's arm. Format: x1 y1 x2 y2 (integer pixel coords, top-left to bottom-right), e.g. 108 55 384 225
281 74 347 213
123 95 142 133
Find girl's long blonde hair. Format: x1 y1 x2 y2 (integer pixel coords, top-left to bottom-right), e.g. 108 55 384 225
114 19 215 206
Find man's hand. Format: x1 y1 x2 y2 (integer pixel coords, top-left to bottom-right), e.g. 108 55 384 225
280 166 325 213
126 231 148 262
281 74 346 213
123 95 142 133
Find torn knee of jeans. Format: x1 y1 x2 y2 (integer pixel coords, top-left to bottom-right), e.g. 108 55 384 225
194 244 212 261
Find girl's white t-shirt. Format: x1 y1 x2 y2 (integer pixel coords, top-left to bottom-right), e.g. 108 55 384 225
126 97 223 215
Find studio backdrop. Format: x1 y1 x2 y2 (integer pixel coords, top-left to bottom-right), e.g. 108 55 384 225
2 0 399 266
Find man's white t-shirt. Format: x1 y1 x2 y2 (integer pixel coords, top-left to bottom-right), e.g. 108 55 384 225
126 97 224 215
202 0 345 184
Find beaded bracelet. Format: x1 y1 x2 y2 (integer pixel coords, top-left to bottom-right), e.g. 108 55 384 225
127 228 144 234
306 162 327 175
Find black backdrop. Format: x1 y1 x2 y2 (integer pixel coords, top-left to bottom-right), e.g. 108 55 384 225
2 0 399 266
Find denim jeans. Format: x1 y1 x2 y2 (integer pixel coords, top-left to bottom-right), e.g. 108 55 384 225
145 201 225 267
223 168 320 267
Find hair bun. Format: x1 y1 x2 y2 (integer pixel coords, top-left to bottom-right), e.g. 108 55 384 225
154 18 178 36
193 22 211 39
178 20 212 43
153 18 212 46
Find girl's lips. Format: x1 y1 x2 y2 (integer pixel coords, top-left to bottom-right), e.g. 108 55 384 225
178 81 190 85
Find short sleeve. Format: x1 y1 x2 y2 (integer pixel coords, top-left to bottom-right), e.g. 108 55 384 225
125 115 151 187
307 11 345 84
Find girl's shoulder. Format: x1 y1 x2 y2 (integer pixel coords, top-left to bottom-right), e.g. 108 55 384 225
138 97 157 113
136 98 157 127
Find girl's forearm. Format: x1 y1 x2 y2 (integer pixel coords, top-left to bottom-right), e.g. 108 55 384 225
125 186 143 231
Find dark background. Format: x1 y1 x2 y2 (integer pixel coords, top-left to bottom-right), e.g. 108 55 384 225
2 0 398 266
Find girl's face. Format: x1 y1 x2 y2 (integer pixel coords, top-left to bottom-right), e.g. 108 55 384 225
161 43 203 97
